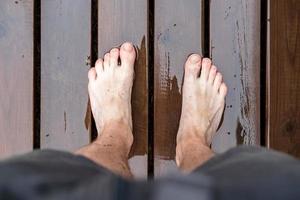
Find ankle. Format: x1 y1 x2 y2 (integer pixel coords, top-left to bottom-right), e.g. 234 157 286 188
95 120 133 151
177 126 209 147
76 140 132 178
96 114 132 131
176 135 213 173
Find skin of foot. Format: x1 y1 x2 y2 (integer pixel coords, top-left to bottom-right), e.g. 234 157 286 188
176 54 227 173
89 43 135 137
76 42 136 178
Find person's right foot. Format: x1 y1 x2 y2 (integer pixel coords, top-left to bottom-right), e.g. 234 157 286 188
177 54 227 147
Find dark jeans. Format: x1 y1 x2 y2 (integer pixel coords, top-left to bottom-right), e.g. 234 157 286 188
0 146 300 200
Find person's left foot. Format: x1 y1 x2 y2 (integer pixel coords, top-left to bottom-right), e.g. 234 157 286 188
88 42 136 145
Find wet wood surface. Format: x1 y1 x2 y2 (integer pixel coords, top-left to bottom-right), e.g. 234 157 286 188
41 0 91 151
269 0 300 157
0 0 34 158
98 0 148 178
154 0 203 176
210 0 261 153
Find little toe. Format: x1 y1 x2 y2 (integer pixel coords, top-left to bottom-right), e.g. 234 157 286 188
184 54 202 79
95 58 104 74
120 42 136 68
200 58 212 82
208 65 217 84
104 53 110 69
219 83 228 97
88 67 97 81
213 72 223 91
109 48 120 67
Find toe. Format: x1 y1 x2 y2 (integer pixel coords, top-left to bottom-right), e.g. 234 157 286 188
208 65 217 84
213 72 223 91
219 83 228 97
95 58 104 74
200 58 212 81
104 53 110 69
184 54 202 78
110 48 120 67
88 67 97 81
120 42 136 67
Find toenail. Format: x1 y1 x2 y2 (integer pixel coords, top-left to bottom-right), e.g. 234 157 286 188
104 53 110 58
203 58 211 64
123 42 133 51
96 59 103 65
111 48 118 53
190 54 201 63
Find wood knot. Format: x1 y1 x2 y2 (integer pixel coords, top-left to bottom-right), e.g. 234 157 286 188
281 119 297 137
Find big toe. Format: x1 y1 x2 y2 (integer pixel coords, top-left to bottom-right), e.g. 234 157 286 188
184 54 202 79
120 42 136 68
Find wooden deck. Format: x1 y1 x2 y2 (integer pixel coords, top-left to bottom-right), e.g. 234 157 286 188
0 0 299 179
268 0 300 156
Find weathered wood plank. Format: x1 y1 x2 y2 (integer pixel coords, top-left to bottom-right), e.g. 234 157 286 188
210 0 261 153
154 0 203 177
98 0 148 178
0 0 34 158
41 0 91 151
269 0 300 156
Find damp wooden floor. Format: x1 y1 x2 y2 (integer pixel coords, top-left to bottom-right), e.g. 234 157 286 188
0 0 299 178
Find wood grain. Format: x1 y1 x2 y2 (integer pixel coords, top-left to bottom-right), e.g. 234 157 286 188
154 0 203 177
269 0 300 157
210 0 261 153
0 0 34 158
98 0 148 178
41 0 91 151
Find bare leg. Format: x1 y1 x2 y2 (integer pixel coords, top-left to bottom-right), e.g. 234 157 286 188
176 54 227 173
76 42 136 178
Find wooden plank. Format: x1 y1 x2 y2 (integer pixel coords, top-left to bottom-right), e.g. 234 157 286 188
98 0 148 178
41 0 91 151
154 0 203 177
269 0 300 157
210 0 261 153
0 0 34 158
266 0 270 144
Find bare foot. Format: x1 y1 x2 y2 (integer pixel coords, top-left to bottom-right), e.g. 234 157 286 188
176 54 227 172
88 42 136 146
76 42 136 178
